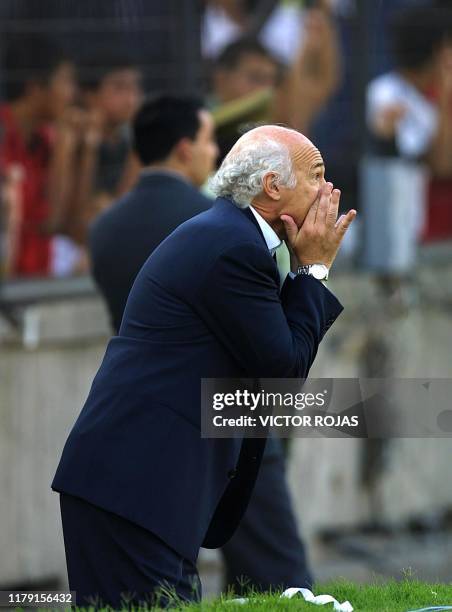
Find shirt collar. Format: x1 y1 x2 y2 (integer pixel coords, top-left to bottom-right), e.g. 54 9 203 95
249 206 282 254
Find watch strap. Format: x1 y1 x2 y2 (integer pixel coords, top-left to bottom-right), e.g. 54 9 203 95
296 264 329 281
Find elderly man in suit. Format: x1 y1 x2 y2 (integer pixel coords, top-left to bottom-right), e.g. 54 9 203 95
88 95 315 596
52 121 356 608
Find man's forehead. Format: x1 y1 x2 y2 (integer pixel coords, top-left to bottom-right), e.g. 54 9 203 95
230 126 322 165
292 142 324 169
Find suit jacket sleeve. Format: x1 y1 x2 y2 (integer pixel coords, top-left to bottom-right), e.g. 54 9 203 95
194 242 343 378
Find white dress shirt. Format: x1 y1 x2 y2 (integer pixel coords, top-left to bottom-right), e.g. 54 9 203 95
249 206 293 285
249 206 282 254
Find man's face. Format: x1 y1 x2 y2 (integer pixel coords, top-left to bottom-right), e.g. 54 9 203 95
44 62 77 120
93 68 143 125
278 142 326 229
187 110 219 187
214 53 279 102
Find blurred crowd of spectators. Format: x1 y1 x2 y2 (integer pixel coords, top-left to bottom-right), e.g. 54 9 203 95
0 36 142 278
1 0 452 281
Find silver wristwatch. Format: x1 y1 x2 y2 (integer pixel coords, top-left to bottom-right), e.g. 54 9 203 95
296 263 329 281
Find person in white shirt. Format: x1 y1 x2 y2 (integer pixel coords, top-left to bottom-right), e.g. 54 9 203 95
363 4 452 275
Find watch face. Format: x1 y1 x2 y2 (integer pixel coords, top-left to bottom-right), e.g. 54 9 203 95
311 264 328 280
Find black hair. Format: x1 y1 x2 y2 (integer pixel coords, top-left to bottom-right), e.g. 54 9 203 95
132 95 205 165
2 34 70 101
391 5 451 71
79 51 139 92
215 38 278 71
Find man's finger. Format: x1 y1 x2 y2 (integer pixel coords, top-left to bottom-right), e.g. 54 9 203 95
327 188 341 226
317 182 333 224
335 209 357 236
280 214 299 248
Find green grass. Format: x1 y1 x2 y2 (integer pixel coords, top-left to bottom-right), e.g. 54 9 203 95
62 579 452 611
180 580 452 612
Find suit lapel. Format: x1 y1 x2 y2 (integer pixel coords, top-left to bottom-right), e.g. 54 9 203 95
239 205 283 289
240 206 268 248
212 197 271 252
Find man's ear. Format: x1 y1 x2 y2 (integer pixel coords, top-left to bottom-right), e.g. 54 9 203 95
262 172 281 201
173 137 193 164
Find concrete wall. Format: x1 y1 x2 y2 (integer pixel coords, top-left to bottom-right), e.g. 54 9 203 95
1 261 452 586
0 297 109 587
289 268 452 540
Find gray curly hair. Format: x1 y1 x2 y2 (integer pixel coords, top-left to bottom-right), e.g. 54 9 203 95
208 137 297 208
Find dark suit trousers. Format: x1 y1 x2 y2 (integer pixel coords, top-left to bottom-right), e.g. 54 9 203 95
221 438 313 594
59 493 201 609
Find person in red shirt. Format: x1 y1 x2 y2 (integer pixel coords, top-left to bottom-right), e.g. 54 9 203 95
0 34 76 277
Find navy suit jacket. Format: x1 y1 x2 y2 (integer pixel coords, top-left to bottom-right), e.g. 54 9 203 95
89 172 212 331
52 197 343 562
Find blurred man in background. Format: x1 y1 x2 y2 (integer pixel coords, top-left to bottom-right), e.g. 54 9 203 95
0 34 76 277
89 96 217 332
